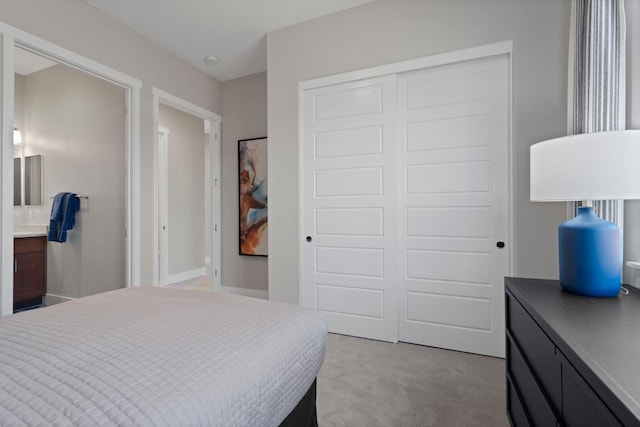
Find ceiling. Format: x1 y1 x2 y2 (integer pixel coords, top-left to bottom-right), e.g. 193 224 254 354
83 0 373 82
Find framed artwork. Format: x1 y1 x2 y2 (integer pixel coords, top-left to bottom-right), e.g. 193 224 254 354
238 137 268 256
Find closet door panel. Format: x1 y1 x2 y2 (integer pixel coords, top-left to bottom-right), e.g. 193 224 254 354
398 54 510 357
301 75 399 343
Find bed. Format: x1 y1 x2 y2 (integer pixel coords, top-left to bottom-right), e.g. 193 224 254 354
0 286 327 426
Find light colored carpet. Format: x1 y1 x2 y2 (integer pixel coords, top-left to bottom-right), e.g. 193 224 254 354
317 333 508 427
166 275 212 291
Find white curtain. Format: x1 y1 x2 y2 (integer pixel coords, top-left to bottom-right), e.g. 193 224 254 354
568 0 626 225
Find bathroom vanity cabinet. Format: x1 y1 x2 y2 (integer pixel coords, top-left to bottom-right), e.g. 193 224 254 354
14 235 46 310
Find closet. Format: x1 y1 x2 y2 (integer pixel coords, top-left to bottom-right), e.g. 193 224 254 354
300 49 510 358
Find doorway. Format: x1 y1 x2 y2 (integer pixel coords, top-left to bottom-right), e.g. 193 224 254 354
1 25 141 316
14 47 128 304
152 88 221 291
157 111 208 286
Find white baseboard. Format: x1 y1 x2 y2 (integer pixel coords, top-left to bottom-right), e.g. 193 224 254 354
166 267 207 285
219 285 268 300
45 293 75 306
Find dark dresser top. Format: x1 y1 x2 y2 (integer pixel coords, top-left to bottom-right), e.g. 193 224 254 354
505 277 640 425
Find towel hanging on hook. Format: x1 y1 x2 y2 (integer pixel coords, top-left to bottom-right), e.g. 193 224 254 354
48 192 81 243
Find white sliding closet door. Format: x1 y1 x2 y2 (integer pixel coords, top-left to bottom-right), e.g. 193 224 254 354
301 76 399 342
397 55 510 357
301 51 511 357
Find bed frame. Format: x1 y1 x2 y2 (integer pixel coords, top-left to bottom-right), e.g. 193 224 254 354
280 379 318 427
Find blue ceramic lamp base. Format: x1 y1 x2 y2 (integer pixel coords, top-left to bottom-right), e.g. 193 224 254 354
558 206 621 297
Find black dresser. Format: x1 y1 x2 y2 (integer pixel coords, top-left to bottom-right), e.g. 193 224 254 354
505 277 640 427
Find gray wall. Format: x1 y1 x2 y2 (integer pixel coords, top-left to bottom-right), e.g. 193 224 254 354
220 72 268 291
0 0 221 287
20 64 126 298
13 74 24 164
267 0 571 304
159 104 206 278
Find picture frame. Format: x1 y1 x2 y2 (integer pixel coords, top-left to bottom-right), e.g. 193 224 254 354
238 137 268 256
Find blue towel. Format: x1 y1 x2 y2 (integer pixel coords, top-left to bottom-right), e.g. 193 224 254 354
48 192 80 243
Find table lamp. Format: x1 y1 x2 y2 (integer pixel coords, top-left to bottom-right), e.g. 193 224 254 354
530 130 640 297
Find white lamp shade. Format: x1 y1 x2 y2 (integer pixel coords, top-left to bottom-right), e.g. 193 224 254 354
530 130 640 201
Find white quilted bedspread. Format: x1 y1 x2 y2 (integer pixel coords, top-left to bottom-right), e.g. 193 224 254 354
0 287 327 426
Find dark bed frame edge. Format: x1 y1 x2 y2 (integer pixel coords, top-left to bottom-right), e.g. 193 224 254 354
279 379 318 427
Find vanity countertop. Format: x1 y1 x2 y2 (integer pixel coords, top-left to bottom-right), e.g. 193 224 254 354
14 225 48 238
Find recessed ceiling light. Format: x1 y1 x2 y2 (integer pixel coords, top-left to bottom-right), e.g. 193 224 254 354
204 55 219 65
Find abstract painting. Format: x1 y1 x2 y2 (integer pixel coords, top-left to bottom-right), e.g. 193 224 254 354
238 137 268 256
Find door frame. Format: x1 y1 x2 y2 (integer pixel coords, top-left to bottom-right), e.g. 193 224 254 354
152 87 222 291
157 127 170 285
0 21 142 316
298 40 514 316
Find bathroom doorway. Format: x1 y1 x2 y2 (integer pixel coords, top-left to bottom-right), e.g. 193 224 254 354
13 47 128 304
1 25 141 316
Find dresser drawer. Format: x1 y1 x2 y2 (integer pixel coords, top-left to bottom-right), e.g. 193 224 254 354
561 354 622 427
507 377 531 427
507 292 562 413
507 337 558 426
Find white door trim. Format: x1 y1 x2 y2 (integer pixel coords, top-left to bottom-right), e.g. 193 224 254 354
0 21 142 316
299 41 513 91
152 87 222 291
158 127 170 285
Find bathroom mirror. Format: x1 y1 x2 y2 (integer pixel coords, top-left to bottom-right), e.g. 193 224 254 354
24 154 43 206
14 154 43 206
13 157 21 206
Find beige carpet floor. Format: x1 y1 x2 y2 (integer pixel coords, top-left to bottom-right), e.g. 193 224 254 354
317 333 508 427
167 281 507 425
166 275 211 291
